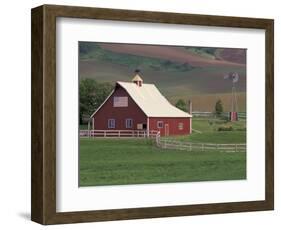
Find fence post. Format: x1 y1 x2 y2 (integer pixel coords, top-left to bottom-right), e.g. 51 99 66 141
156 134 158 146
189 143 192 151
104 131 106 137
235 144 237 152
156 133 159 147
202 143 204 151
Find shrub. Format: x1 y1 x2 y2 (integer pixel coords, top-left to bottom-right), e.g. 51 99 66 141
218 126 233 131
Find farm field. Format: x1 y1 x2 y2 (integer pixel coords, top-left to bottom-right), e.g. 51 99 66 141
169 92 246 112
79 117 246 186
79 138 246 186
79 43 246 112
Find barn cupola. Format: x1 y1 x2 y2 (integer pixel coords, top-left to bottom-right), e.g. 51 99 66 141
132 69 143 87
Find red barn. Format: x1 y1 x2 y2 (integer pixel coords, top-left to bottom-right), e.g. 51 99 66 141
90 74 192 136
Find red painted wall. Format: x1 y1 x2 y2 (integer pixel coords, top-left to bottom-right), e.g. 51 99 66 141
93 85 147 130
149 117 191 136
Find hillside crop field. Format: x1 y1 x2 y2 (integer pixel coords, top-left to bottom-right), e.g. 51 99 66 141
169 92 246 112
79 117 246 186
79 42 247 112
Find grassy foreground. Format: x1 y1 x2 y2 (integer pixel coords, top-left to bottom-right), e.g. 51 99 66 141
79 138 246 186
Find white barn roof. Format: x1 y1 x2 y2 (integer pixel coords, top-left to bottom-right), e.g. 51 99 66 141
117 81 192 118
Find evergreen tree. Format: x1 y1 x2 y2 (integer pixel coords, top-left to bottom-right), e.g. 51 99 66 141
175 99 187 112
215 99 223 116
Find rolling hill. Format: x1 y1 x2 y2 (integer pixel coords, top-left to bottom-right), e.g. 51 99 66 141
79 42 246 112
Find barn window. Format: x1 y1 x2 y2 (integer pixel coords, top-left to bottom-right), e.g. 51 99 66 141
178 122 184 130
108 119 115 129
157 121 163 128
125 119 133 128
113 96 128 107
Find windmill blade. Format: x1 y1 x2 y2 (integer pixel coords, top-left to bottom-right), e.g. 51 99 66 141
224 72 239 83
224 74 230 80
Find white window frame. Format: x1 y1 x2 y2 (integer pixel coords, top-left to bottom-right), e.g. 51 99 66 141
108 119 115 129
125 118 133 128
157 121 163 129
178 122 184 130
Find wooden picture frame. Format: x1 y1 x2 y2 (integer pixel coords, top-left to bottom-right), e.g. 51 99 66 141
31 4 274 225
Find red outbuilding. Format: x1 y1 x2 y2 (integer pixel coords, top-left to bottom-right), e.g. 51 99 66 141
90 74 192 136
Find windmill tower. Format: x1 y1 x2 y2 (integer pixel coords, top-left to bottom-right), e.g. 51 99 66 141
224 72 239 121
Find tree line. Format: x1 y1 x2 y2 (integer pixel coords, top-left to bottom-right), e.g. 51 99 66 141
79 78 113 124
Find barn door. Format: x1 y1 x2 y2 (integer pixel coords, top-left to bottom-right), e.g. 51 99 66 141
164 124 169 136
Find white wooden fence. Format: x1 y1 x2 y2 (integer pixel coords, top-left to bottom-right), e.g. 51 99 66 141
192 111 246 119
80 130 245 152
156 138 246 152
80 129 160 138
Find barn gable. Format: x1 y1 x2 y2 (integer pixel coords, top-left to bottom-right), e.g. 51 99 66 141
90 83 147 119
91 85 147 130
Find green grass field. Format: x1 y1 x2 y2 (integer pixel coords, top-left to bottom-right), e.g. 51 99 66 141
79 117 246 186
169 117 246 143
192 117 246 131
79 139 246 186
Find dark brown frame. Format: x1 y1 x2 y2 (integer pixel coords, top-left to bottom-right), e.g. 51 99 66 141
31 4 274 225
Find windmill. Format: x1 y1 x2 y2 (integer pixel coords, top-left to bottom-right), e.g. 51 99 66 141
224 72 239 121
